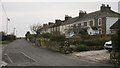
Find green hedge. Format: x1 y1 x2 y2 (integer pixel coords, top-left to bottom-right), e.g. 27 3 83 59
50 34 66 42
75 44 88 52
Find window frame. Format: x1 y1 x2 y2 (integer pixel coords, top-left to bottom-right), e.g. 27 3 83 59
89 20 94 26
84 22 87 26
98 28 102 34
98 18 102 26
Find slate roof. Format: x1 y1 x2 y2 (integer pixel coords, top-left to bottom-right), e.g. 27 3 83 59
110 19 120 29
75 10 120 22
61 17 79 25
61 9 120 26
42 23 54 29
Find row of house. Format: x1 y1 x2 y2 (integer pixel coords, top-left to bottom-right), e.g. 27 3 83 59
40 4 120 37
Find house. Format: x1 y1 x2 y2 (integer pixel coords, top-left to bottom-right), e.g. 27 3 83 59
60 15 79 36
41 22 54 34
52 19 63 35
60 4 120 36
41 4 120 37
110 19 120 34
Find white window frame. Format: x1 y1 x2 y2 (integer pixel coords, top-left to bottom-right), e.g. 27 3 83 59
98 28 102 34
89 20 94 26
98 18 102 26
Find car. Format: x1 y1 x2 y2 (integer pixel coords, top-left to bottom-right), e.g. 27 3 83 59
104 40 112 52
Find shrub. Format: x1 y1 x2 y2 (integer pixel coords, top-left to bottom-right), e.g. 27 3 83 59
6 34 16 41
75 44 88 52
41 33 52 39
81 35 111 46
111 29 120 65
50 34 66 42
67 36 81 45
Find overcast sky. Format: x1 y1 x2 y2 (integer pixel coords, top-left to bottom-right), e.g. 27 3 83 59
1 0 120 37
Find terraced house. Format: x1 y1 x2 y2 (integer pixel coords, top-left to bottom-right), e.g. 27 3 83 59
41 4 120 36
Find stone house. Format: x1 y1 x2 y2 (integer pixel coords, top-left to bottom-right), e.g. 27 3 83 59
41 4 120 36
60 4 120 36
41 22 54 34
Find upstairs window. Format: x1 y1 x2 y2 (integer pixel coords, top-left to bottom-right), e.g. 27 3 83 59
78 23 81 27
98 18 102 26
84 22 87 26
90 20 94 26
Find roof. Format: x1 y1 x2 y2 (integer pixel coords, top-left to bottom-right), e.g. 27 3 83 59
61 17 79 25
110 19 120 29
75 10 120 22
61 9 120 26
42 23 54 29
91 26 98 30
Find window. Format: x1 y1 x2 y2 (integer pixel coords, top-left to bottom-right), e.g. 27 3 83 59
98 18 102 26
84 22 87 26
78 23 81 27
90 20 94 26
98 28 102 34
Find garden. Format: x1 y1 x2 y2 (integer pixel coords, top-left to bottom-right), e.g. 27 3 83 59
25 31 112 54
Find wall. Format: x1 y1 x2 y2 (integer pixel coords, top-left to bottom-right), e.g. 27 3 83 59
106 17 119 34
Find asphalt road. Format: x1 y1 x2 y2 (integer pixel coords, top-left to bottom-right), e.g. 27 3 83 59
2 39 114 66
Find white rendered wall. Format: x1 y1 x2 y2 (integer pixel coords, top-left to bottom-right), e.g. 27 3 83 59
106 17 119 34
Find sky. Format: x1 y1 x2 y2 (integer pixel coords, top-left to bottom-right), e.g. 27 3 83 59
1 0 120 37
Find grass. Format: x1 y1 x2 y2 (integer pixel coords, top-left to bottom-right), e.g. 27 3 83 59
0 41 10 44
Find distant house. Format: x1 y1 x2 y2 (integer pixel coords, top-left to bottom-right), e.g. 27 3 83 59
60 15 78 36
41 22 54 34
110 19 120 34
52 19 63 35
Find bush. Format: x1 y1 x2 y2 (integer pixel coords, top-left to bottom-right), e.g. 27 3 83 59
41 33 52 39
81 35 111 46
2 34 16 42
50 34 66 42
111 29 120 65
75 44 88 52
67 36 81 45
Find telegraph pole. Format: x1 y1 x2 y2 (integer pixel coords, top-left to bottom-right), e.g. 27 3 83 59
13 27 16 35
6 18 10 34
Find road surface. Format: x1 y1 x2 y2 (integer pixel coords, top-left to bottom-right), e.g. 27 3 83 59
2 39 114 66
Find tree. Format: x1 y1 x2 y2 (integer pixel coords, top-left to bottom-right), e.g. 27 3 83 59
111 28 120 65
25 31 30 40
30 23 42 35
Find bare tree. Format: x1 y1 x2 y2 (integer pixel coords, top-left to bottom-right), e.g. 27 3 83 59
30 23 42 35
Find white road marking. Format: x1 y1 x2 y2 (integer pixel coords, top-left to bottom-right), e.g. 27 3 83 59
20 52 36 62
4 54 13 64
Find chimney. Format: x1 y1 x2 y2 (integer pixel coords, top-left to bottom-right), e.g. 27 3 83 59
79 10 86 17
55 19 61 25
43 24 47 27
65 15 72 21
106 4 111 10
100 4 111 11
48 22 54 25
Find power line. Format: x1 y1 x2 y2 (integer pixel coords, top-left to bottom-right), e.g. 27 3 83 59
1 0 10 34
1 0 9 18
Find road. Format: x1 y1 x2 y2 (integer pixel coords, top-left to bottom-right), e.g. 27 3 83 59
2 39 114 66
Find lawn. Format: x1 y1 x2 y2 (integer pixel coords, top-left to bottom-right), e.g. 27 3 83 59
0 41 10 44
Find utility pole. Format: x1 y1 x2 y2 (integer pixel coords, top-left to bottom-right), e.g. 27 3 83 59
6 18 10 34
13 27 16 35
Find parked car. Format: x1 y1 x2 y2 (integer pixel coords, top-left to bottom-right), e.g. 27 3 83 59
104 40 112 52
